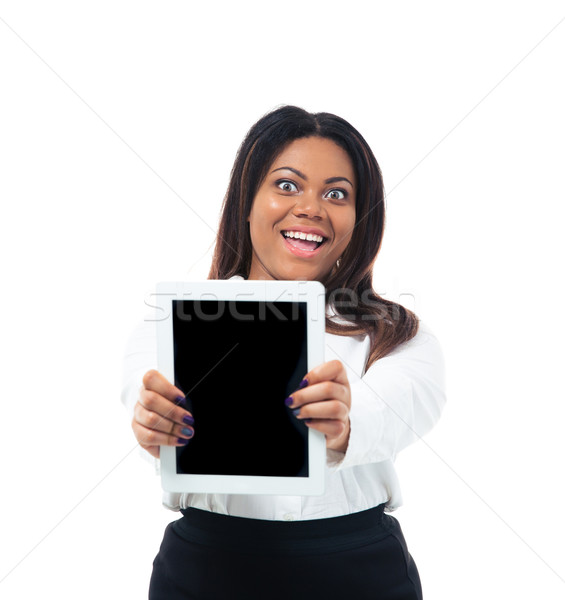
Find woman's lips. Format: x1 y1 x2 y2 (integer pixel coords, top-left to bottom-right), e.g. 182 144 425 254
281 233 325 257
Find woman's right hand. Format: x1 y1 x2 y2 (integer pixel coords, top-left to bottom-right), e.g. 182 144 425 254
132 369 195 459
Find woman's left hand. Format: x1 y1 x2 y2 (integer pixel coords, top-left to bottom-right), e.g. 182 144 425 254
285 359 351 453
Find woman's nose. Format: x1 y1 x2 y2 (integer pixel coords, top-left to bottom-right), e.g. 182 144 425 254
292 190 323 220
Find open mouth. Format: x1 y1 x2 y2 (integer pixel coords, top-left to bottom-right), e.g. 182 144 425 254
281 230 327 252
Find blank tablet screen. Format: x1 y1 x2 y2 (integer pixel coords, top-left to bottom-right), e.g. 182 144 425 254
172 299 309 477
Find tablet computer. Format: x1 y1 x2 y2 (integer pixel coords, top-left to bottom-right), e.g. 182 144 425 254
155 279 326 495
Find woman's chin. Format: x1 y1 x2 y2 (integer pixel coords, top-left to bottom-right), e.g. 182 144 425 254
277 266 331 283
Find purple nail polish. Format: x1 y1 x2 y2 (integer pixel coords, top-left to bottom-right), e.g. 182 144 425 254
175 395 186 406
292 408 300 417
298 378 308 390
183 414 195 425
181 428 194 437
284 396 293 406
177 437 190 445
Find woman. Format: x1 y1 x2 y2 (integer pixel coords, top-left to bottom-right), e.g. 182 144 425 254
121 105 446 599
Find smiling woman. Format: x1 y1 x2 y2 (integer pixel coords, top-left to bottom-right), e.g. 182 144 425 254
247 136 356 282
211 106 420 367
122 105 446 599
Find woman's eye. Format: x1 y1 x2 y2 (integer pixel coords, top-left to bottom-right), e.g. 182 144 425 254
276 180 298 193
326 189 347 201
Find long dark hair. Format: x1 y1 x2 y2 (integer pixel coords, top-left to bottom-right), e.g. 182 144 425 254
209 105 418 369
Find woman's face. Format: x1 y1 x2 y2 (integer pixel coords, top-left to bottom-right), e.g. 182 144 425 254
247 136 357 282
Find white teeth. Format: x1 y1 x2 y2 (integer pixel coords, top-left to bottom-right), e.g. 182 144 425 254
283 231 324 243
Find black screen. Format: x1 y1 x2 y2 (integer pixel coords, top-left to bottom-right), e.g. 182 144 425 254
172 300 309 477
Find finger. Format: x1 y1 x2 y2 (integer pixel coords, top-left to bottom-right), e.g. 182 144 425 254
292 399 348 422
142 369 186 404
301 360 348 387
141 445 160 460
132 420 193 449
134 403 195 440
286 381 347 408
302 418 348 440
139 387 194 428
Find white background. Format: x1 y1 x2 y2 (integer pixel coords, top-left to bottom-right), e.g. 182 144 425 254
1 1 564 598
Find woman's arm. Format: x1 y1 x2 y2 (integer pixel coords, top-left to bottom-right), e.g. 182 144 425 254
287 322 446 466
121 320 195 459
341 323 446 468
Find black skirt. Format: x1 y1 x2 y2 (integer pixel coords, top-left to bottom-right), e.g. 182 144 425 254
149 504 423 600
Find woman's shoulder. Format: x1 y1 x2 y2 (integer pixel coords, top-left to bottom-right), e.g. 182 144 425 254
326 318 444 381
385 320 442 358
370 320 445 388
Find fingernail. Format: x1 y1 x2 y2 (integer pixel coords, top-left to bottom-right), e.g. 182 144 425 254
175 395 186 406
292 408 300 417
181 428 194 438
177 437 190 445
284 396 293 406
298 378 308 390
183 414 195 425
304 419 312 424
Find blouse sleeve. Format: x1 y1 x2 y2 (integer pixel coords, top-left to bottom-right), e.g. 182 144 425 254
120 318 159 417
120 317 160 469
329 322 446 470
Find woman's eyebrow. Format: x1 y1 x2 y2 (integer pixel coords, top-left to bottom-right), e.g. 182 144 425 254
325 176 354 187
271 167 353 187
271 166 308 180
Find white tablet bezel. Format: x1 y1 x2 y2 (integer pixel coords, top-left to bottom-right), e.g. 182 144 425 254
155 279 326 496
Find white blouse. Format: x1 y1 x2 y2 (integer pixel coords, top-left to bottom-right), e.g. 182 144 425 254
121 289 446 522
